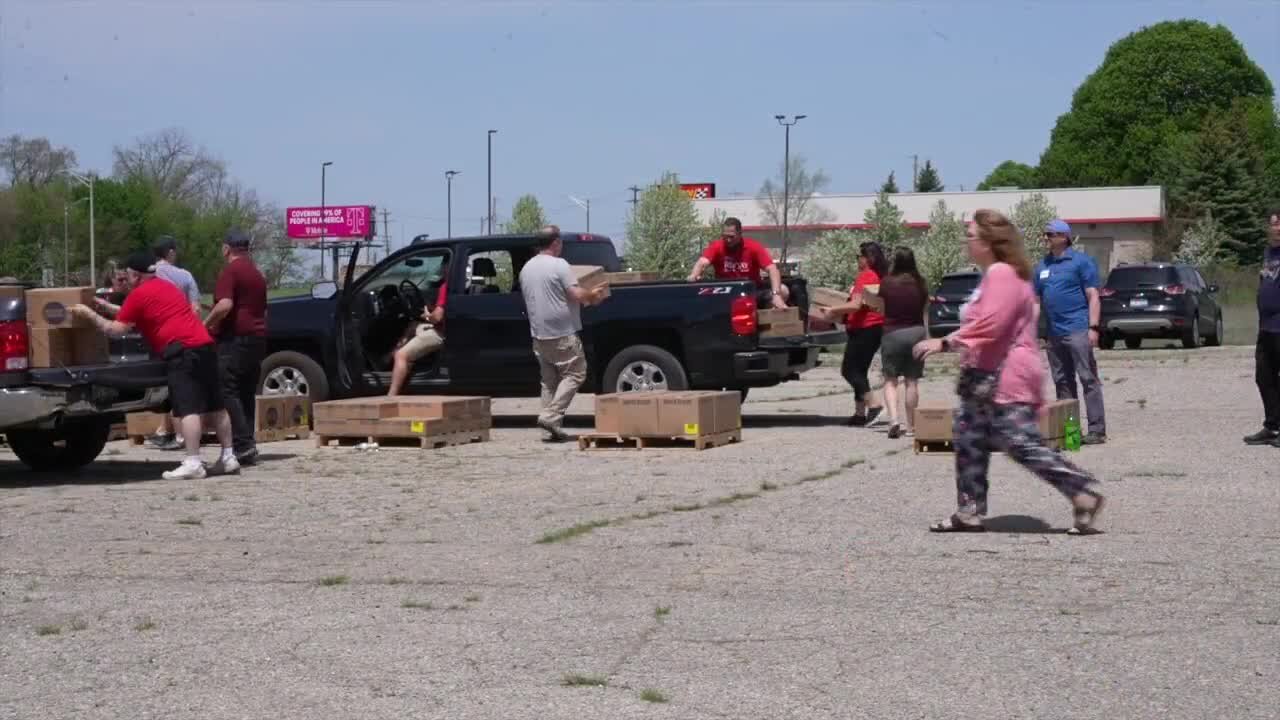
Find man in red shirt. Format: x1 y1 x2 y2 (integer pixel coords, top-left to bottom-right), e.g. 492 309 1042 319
388 266 449 396
687 217 789 309
205 229 268 465
72 252 237 480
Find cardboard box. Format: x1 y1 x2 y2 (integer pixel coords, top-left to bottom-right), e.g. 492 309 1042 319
313 397 399 422
810 287 850 308
593 393 662 436
758 307 803 338
126 411 169 437
656 392 717 437
604 271 660 284
1038 398 1079 448
708 391 742 434
279 395 312 427
570 265 611 299
392 396 489 422
27 326 106 367
913 404 955 441
24 287 95 328
313 396 491 435
255 397 289 431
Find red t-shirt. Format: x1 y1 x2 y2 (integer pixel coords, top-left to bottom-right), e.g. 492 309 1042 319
213 257 268 339
701 237 774 286
118 277 214 353
846 269 886 330
432 282 448 332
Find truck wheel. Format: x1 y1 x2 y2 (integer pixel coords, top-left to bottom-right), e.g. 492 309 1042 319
1124 337 1142 350
259 351 329 402
1099 334 1116 350
602 345 688 394
6 418 112 472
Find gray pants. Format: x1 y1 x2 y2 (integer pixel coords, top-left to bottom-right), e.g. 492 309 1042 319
532 334 587 428
1047 331 1106 435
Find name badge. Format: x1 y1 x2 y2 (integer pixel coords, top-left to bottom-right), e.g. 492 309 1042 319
1039 269 1051 280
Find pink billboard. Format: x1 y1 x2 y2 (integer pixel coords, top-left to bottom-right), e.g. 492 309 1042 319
286 205 372 242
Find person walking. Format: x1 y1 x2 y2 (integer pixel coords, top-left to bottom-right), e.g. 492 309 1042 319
872 247 929 439
204 229 268 465
1244 206 1280 448
147 236 204 450
813 242 888 426
518 225 608 442
914 209 1105 534
71 252 237 480
1033 219 1107 444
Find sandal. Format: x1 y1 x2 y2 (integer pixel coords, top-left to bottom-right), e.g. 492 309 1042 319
1067 493 1106 535
929 514 986 533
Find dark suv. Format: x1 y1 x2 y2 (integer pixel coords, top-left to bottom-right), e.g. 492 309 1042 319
1099 263 1223 349
927 271 980 338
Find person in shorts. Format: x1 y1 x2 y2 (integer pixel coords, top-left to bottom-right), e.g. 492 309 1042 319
388 263 449 397
72 251 237 480
875 247 930 439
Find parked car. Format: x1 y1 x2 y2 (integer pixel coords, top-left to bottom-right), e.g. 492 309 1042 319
1099 262 1223 349
259 232 840 403
927 271 981 338
0 281 169 471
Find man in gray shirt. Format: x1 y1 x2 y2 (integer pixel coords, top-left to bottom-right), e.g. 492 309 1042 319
519 225 608 441
146 235 204 449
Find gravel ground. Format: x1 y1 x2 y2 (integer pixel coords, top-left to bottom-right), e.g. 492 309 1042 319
2 345 1277 719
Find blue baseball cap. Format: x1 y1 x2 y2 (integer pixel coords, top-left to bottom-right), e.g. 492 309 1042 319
1045 219 1072 236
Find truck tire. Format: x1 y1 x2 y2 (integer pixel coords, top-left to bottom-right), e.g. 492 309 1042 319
602 345 689 394
6 418 112 472
259 351 329 402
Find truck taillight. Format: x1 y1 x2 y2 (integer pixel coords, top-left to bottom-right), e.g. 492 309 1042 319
1164 284 1186 295
0 320 29 371
730 296 757 335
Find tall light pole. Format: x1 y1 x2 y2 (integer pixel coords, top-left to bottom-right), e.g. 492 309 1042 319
487 129 497 234
775 114 806 263
62 170 96 283
321 161 335 281
446 170 460 238
63 197 89 285
569 195 590 233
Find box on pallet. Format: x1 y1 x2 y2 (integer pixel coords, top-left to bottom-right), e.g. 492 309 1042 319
255 396 288 431
595 391 740 437
24 287 96 329
913 404 955 441
28 327 107 367
313 396 491 437
594 394 660 436
913 398 1080 449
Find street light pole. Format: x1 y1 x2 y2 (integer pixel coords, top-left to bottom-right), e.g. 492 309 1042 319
321 161 335 282
569 195 590 232
446 170 460 238
774 114 806 264
62 170 96 283
487 129 497 234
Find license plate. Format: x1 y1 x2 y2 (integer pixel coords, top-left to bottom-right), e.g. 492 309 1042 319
1130 298 1148 308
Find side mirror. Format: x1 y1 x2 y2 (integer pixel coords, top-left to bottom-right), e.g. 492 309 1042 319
311 281 338 299
1207 284 1219 293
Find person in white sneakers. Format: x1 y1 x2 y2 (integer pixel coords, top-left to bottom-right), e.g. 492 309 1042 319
72 252 238 479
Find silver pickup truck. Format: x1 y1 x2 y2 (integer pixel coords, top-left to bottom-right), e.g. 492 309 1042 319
1 281 168 472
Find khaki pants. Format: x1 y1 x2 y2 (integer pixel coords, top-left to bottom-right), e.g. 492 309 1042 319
401 324 444 361
532 334 587 428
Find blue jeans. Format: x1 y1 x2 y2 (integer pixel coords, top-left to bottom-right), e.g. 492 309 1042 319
1046 331 1106 435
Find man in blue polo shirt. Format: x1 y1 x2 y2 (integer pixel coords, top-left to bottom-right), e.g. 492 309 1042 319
1033 219 1107 445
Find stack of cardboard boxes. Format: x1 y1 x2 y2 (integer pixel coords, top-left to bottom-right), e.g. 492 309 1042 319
594 391 741 439
254 395 312 442
570 266 611 300
757 307 804 338
24 287 107 368
312 395 492 447
913 398 1081 452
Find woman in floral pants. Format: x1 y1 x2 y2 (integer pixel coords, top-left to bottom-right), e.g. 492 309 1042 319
914 209 1105 534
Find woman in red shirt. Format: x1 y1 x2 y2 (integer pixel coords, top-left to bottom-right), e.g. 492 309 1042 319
814 242 888 426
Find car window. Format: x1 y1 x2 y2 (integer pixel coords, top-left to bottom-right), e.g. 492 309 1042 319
936 275 979 297
562 242 622 271
364 252 450 295
465 251 515 294
1105 267 1178 289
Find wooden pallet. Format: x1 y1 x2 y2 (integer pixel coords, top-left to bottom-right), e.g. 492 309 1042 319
255 427 311 443
314 428 490 450
578 429 741 451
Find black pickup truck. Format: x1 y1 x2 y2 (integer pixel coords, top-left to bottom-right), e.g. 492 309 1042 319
0 282 169 471
259 232 841 402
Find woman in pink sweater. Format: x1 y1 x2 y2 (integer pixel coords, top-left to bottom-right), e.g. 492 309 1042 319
914 209 1105 534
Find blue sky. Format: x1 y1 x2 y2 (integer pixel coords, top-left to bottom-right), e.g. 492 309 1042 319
2 1 1277 253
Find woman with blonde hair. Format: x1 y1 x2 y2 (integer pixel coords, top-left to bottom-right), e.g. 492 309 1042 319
913 209 1105 534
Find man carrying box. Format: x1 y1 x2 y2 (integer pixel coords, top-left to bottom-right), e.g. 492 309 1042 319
71 252 238 480
688 217 789 310
519 225 608 442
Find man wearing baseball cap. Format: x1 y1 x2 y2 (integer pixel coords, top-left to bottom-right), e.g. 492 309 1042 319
205 229 269 464
1032 219 1107 445
71 251 238 479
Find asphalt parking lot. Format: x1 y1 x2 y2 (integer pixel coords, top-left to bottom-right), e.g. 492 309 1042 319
2 345 1277 719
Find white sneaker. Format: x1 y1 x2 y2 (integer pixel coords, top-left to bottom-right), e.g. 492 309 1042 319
163 459 207 480
208 454 241 476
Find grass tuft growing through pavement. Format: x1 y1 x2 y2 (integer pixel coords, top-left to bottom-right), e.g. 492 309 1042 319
135 619 157 632
639 688 670 703
401 600 433 610
316 575 350 587
36 624 61 636
562 673 608 688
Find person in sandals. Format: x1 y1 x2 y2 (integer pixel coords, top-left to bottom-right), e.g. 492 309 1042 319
913 209 1105 535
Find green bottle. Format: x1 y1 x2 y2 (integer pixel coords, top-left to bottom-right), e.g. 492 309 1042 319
1064 415 1082 451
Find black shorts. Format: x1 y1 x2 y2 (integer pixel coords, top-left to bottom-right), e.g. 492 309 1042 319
165 343 224 418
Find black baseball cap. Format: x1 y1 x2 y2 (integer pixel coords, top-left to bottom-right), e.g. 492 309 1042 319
224 229 252 249
153 236 178 258
126 251 156 274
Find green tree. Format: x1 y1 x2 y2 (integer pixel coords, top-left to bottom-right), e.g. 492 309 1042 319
977 160 1038 190
880 171 900 194
915 160 944 192
1173 212 1230 269
1037 20 1275 188
507 194 547 234
864 191 909 248
1010 193 1058 261
803 229 862 290
1158 104 1268 264
626 173 704 280
914 201 968 288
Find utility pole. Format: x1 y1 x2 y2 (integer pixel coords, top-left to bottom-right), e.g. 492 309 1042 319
487 129 497 234
569 195 590 232
321 161 334 281
379 208 391 259
911 154 919 192
446 170 460 239
628 185 641 215
775 114 806 263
